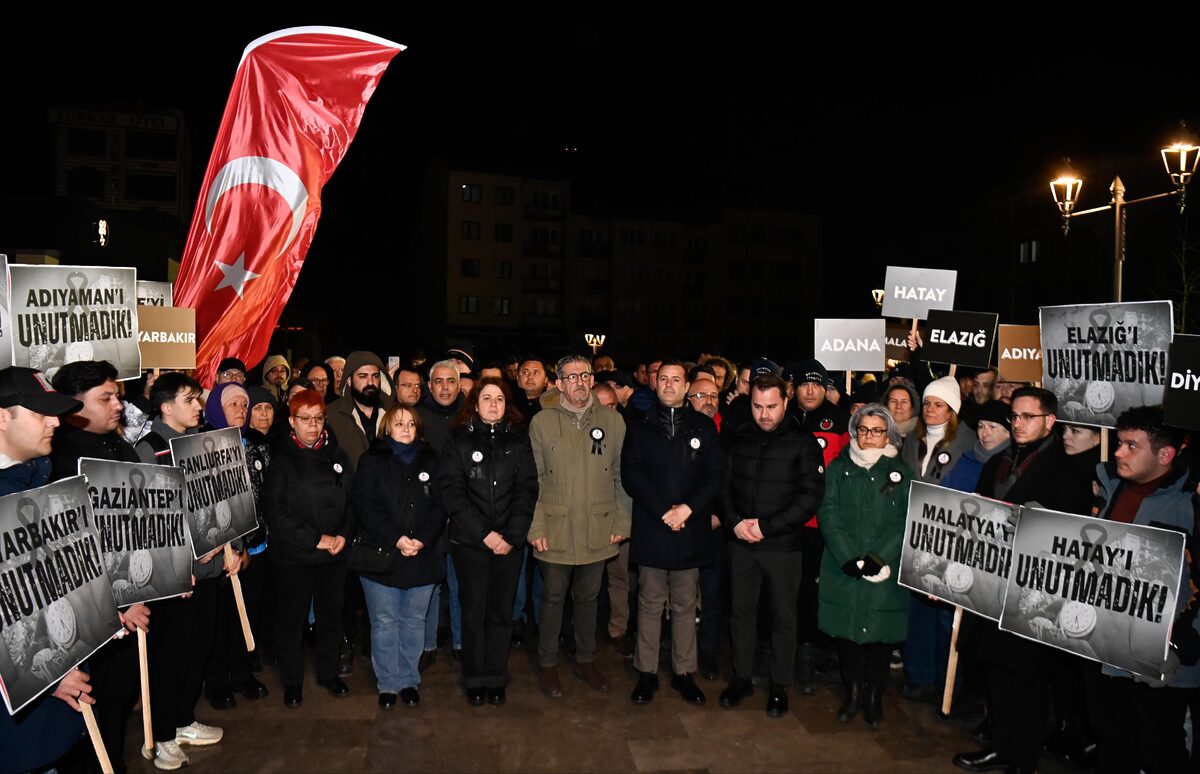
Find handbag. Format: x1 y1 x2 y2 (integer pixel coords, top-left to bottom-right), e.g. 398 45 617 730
345 533 395 574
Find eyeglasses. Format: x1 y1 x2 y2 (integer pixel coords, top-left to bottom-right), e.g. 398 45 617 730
560 371 594 383
690 392 720 402
219 370 246 382
309 378 329 387
1008 412 1049 424
267 366 289 374
293 413 326 425
855 427 887 438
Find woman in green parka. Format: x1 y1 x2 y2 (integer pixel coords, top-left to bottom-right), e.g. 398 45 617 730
818 402 913 729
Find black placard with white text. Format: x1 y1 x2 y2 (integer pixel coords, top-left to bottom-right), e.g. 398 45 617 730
1163 333 1200 431
921 310 999 369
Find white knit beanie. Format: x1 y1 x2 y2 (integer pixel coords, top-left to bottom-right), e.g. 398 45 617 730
923 376 962 415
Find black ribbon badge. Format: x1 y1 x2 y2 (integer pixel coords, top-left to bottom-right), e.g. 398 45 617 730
590 427 604 455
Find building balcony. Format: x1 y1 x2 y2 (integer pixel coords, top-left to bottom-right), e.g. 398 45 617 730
524 205 565 220
521 313 563 328
577 241 613 258
683 246 709 264
523 241 562 257
522 277 561 293
576 312 611 329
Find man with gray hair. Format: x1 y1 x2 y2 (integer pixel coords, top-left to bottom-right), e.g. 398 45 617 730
324 355 346 395
528 354 630 697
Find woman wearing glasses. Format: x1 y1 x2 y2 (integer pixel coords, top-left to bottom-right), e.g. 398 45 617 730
262 389 355 708
818 403 913 728
439 376 538 706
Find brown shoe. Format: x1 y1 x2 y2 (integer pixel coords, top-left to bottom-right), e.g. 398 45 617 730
538 667 563 698
571 660 610 692
607 633 634 659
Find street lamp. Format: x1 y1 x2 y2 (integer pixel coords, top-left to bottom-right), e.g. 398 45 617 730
1051 124 1200 302
871 288 885 309
584 332 606 355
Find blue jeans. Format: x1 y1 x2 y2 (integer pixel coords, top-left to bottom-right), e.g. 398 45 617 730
424 584 439 651
446 555 463 649
904 592 956 689
512 545 543 623
360 577 435 693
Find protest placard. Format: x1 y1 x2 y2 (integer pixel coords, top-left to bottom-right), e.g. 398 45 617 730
881 266 957 320
0 255 13 369
999 506 1184 677
9 265 141 381
1039 301 1173 428
135 281 173 307
998 324 1043 383
136 306 196 370
885 322 921 363
168 428 258 558
0 476 122 714
1163 333 1200 431
898 481 1016 621
921 310 999 369
78 459 192 606
813 319 886 372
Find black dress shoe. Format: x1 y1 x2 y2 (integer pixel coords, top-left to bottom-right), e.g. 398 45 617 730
631 672 658 705
283 684 303 708
378 692 398 709
234 677 269 700
487 687 506 705
766 685 789 717
400 687 420 707
338 636 354 677
670 673 706 705
901 682 937 703
952 749 1010 772
205 690 236 710
510 621 525 649
718 679 753 709
466 687 486 706
317 677 350 697
699 653 720 681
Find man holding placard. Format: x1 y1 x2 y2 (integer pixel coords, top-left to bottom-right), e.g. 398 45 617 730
1085 406 1196 773
0 366 96 773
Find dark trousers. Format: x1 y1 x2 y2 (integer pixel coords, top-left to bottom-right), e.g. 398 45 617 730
538 560 606 667
797 527 823 643
453 543 523 688
729 543 801 687
86 632 139 774
205 556 267 692
698 527 728 659
836 639 892 687
147 581 216 742
273 560 346 685
985 663 1050 769
1084 668 1192 774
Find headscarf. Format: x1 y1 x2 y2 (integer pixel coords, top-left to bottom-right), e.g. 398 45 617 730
206 382 248 435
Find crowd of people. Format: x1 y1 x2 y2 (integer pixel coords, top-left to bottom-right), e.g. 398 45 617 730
3 341 1199 774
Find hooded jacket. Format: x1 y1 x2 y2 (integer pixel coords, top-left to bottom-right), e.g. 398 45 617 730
527 392 630 566
326 350 396 470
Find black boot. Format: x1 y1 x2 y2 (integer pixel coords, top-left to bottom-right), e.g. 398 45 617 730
338 635 354 677
796 642 816 695
836 682 863 723
864 683 883 728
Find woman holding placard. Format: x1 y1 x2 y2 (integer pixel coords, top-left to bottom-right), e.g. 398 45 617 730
818 403 913 728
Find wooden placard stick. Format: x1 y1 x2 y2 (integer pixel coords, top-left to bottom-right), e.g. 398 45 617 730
81 703 114 774
223 543 256 652
138 629 153 757
940 606 964 716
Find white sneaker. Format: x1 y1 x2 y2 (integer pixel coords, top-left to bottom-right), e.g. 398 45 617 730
175 721 223 746
153 740 189 771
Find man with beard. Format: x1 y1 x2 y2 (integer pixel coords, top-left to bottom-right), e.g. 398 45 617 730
325 351 396 471
261 355 290 413
529 354 629 698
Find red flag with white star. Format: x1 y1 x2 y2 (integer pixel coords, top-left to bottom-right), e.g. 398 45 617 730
173 27 403 386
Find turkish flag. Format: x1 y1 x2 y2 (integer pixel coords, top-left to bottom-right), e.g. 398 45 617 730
174 27 403 385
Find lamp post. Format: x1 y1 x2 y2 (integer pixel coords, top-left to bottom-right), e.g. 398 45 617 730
1050 126 1200 302
584 332 606 355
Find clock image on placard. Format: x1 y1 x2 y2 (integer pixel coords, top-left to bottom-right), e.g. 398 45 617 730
215 501 233 531
944 562 974 594
1085 381 1115 413
130 549 153 587
1057 600 1098 638
45 598 77 648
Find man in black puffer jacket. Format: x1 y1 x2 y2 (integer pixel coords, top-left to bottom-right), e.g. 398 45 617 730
718 374 825 718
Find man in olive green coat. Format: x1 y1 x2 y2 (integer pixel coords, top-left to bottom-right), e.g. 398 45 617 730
528 354 630 698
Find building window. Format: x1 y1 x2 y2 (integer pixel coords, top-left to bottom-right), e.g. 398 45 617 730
531 226 559 245
750 224 767 244
535 298 558 315
461 221 481 240
66 167 106 199
494 223 513 242
729 224 745 243
459 295 478 314
67 128 106 157
492 297 511 316
1019 240 1041 264
531 191 560 210
125 131 176 161
460 258 480 277
461 183 482 203
125 173 176 202
493 260 512 279
495 186 514 205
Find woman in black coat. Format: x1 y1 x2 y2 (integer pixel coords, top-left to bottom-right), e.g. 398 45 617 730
352 403 445 709
262 389 354 707
439 376 538 706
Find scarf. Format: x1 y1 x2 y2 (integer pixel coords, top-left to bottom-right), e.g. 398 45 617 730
290 429 328 450
848 438 899 470
895 416 918 437
561 393 594 429
387 437 419 465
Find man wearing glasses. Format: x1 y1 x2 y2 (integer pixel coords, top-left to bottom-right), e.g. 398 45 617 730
528 354 630 698
215 357 247 386
260 354 290 412
954 387 1095 774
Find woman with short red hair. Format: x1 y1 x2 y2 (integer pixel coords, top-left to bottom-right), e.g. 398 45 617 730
262 389 355 708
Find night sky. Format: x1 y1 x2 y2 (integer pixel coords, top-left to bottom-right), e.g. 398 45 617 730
8 18 1200 352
